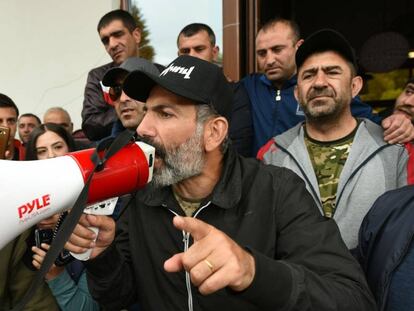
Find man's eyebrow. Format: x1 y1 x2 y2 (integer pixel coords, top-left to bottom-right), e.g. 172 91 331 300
150 103 178 111
100 30 124 43
322 65 343 71
406 84 414 91
301 67 318 75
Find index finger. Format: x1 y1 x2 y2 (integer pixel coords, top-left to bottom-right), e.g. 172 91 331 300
173 216 212 241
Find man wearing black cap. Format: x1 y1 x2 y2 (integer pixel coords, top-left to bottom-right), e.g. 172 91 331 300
242 18 414 155
67 55 375 310
101 57 161 134
260 29 411 250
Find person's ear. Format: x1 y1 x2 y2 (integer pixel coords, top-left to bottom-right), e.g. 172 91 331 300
295 39 304 50
132 28 141 45
203 116 228 152
212 45 219 62
351 76 363 98
294 85 299 101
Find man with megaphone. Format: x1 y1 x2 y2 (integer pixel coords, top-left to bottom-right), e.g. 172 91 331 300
66 55 376 311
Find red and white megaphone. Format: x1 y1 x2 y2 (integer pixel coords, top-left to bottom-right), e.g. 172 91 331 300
0 141 154 251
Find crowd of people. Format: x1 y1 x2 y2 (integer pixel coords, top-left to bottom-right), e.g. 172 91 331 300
1 8 414 311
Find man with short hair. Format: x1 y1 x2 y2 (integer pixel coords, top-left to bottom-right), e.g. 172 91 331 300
43 107 74 134
259 29 411 249
0 93 24 160
243 17 414 154
67 55 375 311
177 23 219 62
82 9 141 141
101 57 161 134
177 23 253 156
18 113 41 144
393 77 414 122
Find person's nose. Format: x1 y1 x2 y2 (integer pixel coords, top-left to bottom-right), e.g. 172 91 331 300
313 71 328 88
137 112 154 139
119 90 129 103
403 93 414 106
46 148 57 159
108 36 119 51
265 51 276 68
188 49 198 58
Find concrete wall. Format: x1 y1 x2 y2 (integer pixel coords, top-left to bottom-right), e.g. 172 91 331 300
0 0 119 131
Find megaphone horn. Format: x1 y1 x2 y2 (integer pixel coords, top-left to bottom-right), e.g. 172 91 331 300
0 141 154 250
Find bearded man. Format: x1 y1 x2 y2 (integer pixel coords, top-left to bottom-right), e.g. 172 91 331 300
66 55 376 311
259 29 411 250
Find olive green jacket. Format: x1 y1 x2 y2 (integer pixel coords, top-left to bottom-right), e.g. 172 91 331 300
0 228 58 311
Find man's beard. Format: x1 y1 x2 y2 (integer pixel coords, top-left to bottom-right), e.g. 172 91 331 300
300 88 348 122
140 123 205 188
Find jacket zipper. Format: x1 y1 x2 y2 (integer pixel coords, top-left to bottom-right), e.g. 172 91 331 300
168 201 212 311
275 89 281 101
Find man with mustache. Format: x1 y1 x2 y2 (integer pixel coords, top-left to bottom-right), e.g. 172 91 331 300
81 10 142 141
259 29 411 250
394 77 414 122
66 55 375 311
242 18 414 155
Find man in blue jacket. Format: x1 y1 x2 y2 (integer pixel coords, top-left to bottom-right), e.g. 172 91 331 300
242 17 414 154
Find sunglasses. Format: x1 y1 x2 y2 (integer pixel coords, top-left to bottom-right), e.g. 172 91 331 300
109 85 123 101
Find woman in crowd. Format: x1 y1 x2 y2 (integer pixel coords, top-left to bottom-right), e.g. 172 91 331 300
26 123 99 311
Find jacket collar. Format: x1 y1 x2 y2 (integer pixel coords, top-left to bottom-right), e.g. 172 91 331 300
259 74 297 90
138 147 242 210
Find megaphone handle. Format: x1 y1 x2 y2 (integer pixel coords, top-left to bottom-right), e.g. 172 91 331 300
70 226 99 261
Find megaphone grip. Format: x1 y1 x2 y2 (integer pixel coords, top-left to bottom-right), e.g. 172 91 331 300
70 226 99 261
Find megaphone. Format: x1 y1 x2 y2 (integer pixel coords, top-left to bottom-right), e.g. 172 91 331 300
0 141 154 251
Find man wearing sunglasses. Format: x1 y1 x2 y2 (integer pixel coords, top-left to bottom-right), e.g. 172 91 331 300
81 10 142 142
101 57 161 136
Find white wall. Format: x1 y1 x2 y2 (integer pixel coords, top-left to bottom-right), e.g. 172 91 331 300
0 0 119 131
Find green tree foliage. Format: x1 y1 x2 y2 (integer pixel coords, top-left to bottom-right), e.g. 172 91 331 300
131 5 155 61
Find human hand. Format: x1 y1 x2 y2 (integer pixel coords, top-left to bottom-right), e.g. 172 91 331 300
32 243 64 280
382 112 414 144
4 149 11 160
64 214 115 260
37 213 60 230
164 216 255 295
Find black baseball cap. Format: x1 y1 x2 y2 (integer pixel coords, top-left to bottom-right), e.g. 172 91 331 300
296 29 358 71
122 55 233 121
102 57 161 87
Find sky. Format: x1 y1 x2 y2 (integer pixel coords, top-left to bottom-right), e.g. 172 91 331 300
134 0 223 65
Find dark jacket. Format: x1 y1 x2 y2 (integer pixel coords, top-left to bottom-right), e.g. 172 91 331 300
242 74 382 155
81 62 118 141
0 229 59 311
85 148 375 311
358 184 414 311
228 82 254 157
